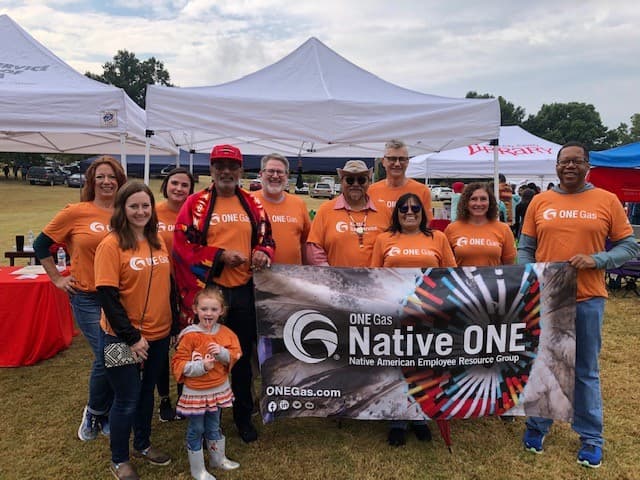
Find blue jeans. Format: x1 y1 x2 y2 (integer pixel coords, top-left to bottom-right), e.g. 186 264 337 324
104 334 169 464
526 297 605 448
186 410 222 450
70 291 113 416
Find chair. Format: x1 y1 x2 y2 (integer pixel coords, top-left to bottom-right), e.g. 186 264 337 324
606 258 640 297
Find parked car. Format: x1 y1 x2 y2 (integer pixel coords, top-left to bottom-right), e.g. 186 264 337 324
27 166 67 186
431 186 453 201
310 182 334 199
295 182 309 195
67 173 86 188
249 179 262 191
60 162 81 176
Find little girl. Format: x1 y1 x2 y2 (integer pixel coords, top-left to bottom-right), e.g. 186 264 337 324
172 286 242 480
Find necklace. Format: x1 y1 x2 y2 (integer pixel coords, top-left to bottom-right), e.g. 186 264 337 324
347 210 368 248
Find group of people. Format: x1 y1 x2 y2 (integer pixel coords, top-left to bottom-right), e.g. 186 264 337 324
34 139 637 478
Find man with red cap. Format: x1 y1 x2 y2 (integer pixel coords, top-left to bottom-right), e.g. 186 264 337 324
173 144 275 443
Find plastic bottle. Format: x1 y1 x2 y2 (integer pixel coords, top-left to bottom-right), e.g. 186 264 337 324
27 230 34 248
56 247 66 271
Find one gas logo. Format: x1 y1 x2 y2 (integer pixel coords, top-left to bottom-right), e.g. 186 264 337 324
542 208 557 220
335 221 349 233
283 310 339 364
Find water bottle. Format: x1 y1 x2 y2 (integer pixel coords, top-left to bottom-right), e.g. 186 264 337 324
56 247 67 271
27 230 34 248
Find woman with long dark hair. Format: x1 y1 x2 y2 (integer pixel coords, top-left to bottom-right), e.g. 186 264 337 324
95 181 173 480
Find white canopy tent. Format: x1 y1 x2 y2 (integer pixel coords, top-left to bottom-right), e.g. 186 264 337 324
406 126 560 186
146 37 500 182
0 14 177 168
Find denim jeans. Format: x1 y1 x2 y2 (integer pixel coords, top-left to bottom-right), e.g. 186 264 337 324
186 410 222 450
70 291 113 416
104 334 170 464
526 297 605 448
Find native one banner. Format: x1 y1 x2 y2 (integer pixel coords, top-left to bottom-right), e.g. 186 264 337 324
254 263 576 423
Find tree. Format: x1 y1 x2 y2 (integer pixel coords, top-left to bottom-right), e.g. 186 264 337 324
630 113 640 142
465 91 526 126
86 50 173 108
523 102 610 150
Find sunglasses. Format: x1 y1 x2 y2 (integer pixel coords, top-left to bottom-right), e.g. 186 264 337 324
344 176 368 185
398 204 422 214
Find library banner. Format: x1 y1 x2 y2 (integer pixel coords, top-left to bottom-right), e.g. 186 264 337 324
254 263 576 423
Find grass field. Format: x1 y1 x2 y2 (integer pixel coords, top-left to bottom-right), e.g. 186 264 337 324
0 177 638 479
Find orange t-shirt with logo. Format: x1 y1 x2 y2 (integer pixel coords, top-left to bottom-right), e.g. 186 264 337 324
95 234 172 341
206 195 253 287
43 202 113 292
252 191 311 264
444 220 516 267
307 198 389 267
370 231 457 268
156 201 179 258
522 188 633 301
368 179 433 222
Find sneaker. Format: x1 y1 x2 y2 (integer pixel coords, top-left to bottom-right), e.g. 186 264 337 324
577 444 602 468
411 423 432 442
237 421 258 443
77 406 99 441
523 427 545 454
98 415 110 437
132 446 171 466
110 461 140 480
387 427 406 447
158 397 175 422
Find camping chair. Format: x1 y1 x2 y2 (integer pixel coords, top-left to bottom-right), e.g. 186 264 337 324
606 257 640 297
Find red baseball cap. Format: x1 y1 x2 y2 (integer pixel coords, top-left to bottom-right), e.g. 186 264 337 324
210 144 242 165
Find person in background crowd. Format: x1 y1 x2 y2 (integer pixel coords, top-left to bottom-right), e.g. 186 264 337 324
498 173 514 226
444 182 516 267
371 193 456 446
252 153 311 265
449 181 465 222
33 156 126 441
513 188 535 240
173 144 275 443
368 139 432 222
306 160 388 267
172 286 241 480
519 141 638 469
155 167 196 422
95 181 173 480
546 182 555 190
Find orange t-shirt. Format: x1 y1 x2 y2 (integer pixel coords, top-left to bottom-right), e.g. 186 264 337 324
43 202 113 292
521 188 633 300
370 231 456 268
368 179 433 222
206 195 253 287
155 201 179 258
95 234 172 341
444 220 516 267
307 198 389 267
252 191 311 264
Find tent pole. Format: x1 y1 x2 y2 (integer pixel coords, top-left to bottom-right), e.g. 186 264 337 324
189 149 195 175
144 130 152 185
491 139 499 201
119 133 127 174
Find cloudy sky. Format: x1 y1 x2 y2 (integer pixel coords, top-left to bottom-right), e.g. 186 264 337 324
3 0 639 129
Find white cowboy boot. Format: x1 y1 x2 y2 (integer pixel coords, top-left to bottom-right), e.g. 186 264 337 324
206 436 240 470
187 448 216 480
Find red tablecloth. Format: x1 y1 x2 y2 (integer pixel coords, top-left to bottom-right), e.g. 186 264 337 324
429 219 451 231
0 267 74 367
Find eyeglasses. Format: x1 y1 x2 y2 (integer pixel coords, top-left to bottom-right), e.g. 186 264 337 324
344 176 368 185
384 156 409 163
557 158 588 166
398 204 422 214
262 168 287 176
212 161 241 171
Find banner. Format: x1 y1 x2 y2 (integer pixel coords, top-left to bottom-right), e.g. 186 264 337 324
254 263 576 423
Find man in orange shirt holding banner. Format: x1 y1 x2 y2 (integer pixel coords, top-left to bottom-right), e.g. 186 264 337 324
173 144 275 444
368 139 433 222
518 141 638 468
252 153 311 265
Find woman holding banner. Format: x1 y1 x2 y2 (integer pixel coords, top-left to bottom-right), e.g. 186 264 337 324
371 193 456 446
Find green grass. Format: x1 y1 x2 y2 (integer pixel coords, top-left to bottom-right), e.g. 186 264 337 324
0 177 638 479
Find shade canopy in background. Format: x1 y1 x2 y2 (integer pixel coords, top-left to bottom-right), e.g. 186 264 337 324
587 142 640 203
406 126 560 185
145 37 500 182
589 142 640 168
0 14 177 159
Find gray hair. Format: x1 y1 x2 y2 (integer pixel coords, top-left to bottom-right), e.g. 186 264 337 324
385 139 407 150
261 153 290 172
